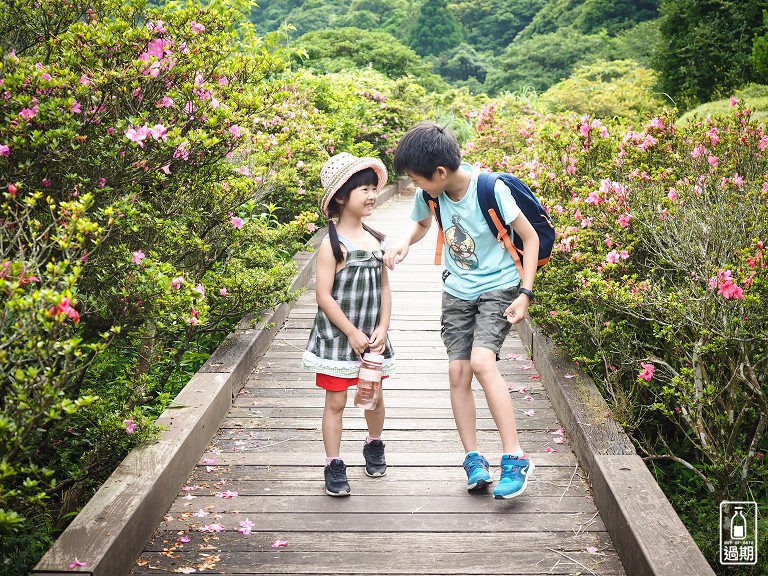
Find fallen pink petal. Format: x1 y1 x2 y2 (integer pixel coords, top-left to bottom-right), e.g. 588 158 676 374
551 428 565 436
272 539 289 548
523 409 535 417
553 437 564 444
563 373 576 379
587 546 600 554
69 558 89 568
545 446 558 453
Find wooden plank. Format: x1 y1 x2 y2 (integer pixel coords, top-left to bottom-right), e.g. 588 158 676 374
219 416 562 431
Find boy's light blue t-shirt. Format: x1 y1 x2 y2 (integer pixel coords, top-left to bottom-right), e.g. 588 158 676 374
411 163 522 300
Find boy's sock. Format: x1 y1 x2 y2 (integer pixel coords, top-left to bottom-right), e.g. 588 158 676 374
365 435 381 444
326 456 340 465
503 450 525 458
465 450 481 457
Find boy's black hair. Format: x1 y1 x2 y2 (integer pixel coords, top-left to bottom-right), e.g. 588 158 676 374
393 121 461 179
326 167 386 264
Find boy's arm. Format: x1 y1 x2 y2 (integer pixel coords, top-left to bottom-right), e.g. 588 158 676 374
315 239 370 354
382 216 432 269
504 212 539 324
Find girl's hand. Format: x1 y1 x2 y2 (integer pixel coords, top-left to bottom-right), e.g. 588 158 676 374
368 327 387 354
383 242 408 269
347 329 371 356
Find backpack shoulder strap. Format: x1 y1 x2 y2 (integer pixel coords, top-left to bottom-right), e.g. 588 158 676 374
477 172 522 273
422 189 444 265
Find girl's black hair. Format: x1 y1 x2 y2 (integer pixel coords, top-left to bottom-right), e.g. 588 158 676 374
326 167 386 263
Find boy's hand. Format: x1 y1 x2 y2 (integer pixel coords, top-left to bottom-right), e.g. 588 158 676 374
382 242 408 270
347 329 371 356
504 295 530 325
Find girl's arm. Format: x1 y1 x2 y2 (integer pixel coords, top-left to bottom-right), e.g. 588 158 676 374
369 265 391 353
503 213 539 324
315 238 370 355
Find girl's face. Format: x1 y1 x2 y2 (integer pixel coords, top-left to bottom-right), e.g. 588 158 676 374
339 183 378 217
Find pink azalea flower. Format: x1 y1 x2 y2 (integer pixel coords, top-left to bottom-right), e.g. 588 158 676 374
178 536 191 543
667 189 678 201
730 96 739 107
551 427 565 436
19 107 37 120
272 540 289 548
124 419 137 434
231 216 244 229
585 191 602 205
216 490 238 498
587 546 600 554
219 287 228 297
617 214 631 228
70 100 81 114
523 395 533 402
194 284 205 297
69 558 89 568
132 250 145 265
638 362 655 381
606 250 620 264
229 125 243 138
239 519 255 535
190 21 206 34
236 165 250 176
308 223 317 233
707 154 718 167
523 409 535 417
201 457 216 464
0 144 9 156
160 164 170 174
545 446 558 453
553 436 564 444
171 276 184 289
199 523 224 533
193 509 207 518
620 250 629 260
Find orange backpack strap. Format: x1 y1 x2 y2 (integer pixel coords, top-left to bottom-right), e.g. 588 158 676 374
487 208 523 276
427 199 444 265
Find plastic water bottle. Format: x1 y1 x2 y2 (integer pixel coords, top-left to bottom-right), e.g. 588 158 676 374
354 352 383 410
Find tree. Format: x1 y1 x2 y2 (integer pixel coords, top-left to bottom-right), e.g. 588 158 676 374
653 0 768 109
408 0 463 57
449 0 548 52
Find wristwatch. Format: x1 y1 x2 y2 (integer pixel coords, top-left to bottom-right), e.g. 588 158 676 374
518 287 535 301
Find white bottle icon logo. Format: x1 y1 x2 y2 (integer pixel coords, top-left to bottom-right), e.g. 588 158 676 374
731 507 747 540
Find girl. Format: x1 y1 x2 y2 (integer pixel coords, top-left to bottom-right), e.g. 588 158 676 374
302 152 395 496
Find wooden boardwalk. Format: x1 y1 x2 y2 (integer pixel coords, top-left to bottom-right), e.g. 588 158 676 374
130 190 626 575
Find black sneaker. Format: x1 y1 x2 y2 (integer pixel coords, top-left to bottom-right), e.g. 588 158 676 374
324 459 351 496
363 439 387 477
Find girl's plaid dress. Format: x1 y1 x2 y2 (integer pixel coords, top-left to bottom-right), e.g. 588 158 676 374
302 235 395 378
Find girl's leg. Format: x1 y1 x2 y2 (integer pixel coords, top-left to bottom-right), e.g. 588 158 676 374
449 359 478 452
470 346 522 454
362 387 385 438
322 389 348 458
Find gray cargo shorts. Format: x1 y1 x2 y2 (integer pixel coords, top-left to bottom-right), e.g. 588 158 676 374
440 287 520 361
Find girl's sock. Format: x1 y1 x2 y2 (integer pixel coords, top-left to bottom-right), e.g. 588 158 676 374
326 456 340 465
365 436 381 444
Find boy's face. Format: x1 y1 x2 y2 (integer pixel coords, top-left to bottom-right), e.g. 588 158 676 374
406 168 446 197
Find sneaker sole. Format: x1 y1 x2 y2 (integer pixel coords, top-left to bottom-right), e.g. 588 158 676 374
325 487 351 497
365 468 387 477
467 477 492 491
493 461 535 499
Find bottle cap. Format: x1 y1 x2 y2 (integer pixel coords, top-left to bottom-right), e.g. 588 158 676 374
362 352 384 363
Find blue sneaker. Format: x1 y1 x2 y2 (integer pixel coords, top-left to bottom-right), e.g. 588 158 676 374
463 452 492 490
494 455 534 499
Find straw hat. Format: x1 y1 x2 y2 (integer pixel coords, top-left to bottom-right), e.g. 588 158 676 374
319 152 388 217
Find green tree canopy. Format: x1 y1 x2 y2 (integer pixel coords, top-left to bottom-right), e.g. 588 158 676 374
653 0 768 109
448 0 547 52
408 0 464 57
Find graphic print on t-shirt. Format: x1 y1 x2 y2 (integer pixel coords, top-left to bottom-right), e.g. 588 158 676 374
445 214 478 270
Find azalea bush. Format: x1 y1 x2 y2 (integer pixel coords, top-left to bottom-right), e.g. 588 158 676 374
465 98 767 572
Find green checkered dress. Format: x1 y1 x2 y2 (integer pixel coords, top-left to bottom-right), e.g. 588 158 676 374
302 235 395 378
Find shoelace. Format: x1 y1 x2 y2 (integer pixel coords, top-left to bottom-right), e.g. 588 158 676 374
464 458 488 473
368 443 385 462
328 464 347 482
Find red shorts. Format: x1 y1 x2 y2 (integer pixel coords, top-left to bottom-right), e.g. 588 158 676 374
316 373 388 392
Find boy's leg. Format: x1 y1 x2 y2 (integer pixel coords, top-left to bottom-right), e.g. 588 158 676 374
448 359 478 452
470 346 522 454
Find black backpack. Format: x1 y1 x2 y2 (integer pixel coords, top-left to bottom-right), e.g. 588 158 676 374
422 171 555 273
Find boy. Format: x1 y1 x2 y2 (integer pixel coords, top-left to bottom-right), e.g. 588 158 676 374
383 121 539 499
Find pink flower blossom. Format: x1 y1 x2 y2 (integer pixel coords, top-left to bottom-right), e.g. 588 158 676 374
620 250 629 260
98 177 106 188
0 144 9 157
523 409 535 417
69 559 89 568
216 490 238 498
171 276 184 289
236 165 250 176
219 287 228 297
707 154 718 167
124 419 137 434
638 362 655 381
617 214 631 228
239 519 255 534
667 189 678 201
132 250 145 265
49 297 80 324
229 125 243 138
606 250 620 264
545 446 558 453
194 284 205 297
585 192 602 205
70 99 81 114
199 523 224 533
231 216 244 229
19 107 37 120
190 21 206 34
730 96 739 107
308 223 317 233
732 173 744 188
178 536 191 543
272 540 289 548
125 126 150 147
